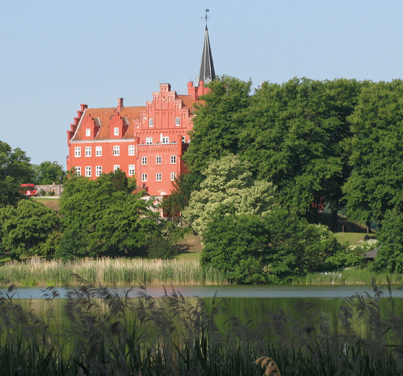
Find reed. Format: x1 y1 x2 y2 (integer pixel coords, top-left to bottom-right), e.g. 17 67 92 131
0 280 403 375
0 257 230 286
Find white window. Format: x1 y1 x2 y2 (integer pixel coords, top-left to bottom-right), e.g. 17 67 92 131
113 145 120 156
142 173 147 182
85 146 91 157
75 166 81 176
182 136 186 143
162 136 169 144
175 117 180 126
156 156 162 165
170 172 176 181
146 137 153 145
156 173 162 181
114 127 119 136
96 146 102 156
149 118 154 127
128 145 135 155
113 165 120 172
74 147 81 157
170 155 176 164
128 164 135 176
86 129 90 137
96 166 102 177
141 156 147 165
85 166 91 177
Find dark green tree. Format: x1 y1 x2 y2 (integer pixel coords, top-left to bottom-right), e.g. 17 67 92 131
183 76 252 189
374 209 403 273
32 161 66 185
0 141 34 207
240 78 364 226
0 200 60 259
343 80 403 224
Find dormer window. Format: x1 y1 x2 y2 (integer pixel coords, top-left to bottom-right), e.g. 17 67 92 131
114 127 119 136
86 129 90 137
175 117 180 126
149 118 154 127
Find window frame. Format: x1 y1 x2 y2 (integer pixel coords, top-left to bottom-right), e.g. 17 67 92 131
85 146 91 157
175 117 180 126
128 145 135 155
149 118 154 127
113 145 120 156
95 146 102 156
156 156 162 165
86 129 90 137
141 156 147 165
85 166 92 177
156 173 162 182
162 136 169 144
74 147 81 157
96 166 102 177
75 166 81 176
142 173 147 182
170 172 176 181
170 155 176 164
128 164 135 176
146 137 153 145
113 165 120 172
114 127 119 136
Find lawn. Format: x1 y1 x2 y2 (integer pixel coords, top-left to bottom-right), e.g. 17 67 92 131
32 197 60 211
176 233 202 261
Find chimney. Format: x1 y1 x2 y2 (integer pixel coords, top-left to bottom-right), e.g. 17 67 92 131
117 98 124 112
80 104 88 112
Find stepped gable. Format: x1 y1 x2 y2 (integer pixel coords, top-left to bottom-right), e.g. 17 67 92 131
70 106 145 141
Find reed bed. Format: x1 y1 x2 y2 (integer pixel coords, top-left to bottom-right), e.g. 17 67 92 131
1 280 403 375
291 268 403 285
0 257 230 286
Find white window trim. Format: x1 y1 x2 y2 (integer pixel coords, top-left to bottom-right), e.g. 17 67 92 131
156 156 162 165
162 136 169 144
128 145 135 156
86 129 90 136
113 165 120 172
75 166 81 176
96 166 102 177
74 147 81 157
113 145 120 156
85 166 92 177
146 137 153 145
128 164 135 176
170 155 176 164
149 118 154 127
142 173 147 182
156 173 162 182
141 156 147 165
85 146 91 157
114 127 119 136
175 117 180 126
170 172 176 181
96 146 102 156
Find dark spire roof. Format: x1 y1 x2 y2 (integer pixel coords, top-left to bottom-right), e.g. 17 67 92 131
198 25 215 85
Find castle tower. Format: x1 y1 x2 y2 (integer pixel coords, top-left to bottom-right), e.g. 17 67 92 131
198 25 215 85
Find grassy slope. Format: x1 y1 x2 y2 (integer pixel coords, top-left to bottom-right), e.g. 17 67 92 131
32 197 61 212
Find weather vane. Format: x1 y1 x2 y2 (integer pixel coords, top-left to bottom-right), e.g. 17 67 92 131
202 8 210 25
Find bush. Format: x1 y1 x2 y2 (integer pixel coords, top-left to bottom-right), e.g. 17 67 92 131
147 237 178 260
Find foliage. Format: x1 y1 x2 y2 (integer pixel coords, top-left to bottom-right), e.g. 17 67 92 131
0 199 60 259
240 78 364 224
183 76 252 189
146 237 178 259
0 141 34 207
32 160 66 185
344 80 403 224
182 155 276 237
325 241 372 269
201 206 340 283
59 170 178 257
160 174 192 219
375 209 403 273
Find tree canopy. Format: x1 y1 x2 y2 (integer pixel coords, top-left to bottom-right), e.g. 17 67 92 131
32 161 66 185
182 155 276 237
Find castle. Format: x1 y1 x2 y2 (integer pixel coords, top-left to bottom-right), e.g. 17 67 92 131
66 26 215 197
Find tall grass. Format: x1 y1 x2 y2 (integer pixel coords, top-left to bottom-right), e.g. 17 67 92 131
0 257 230 286
1 280 403 375
291 268 403 285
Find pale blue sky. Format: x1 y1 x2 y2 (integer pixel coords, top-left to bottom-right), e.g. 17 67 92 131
1 1 402 167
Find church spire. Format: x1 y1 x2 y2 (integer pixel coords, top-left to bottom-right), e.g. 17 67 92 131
198 10 215 86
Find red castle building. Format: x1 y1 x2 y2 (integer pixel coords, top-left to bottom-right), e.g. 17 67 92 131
66 26 215 197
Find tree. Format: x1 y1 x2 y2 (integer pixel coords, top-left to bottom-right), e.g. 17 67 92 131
182 155 276 237
343 80 403 224
32 161 66 185
183 76 252 189
374 209 403 273
0 141 34 207
59 170 178 257
0 200 60 259
240 78 364 226
201 206 340 284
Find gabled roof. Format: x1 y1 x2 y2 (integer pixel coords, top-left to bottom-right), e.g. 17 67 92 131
198 26 215 84
71 106 145 141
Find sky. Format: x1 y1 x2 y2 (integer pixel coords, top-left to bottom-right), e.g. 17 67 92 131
1 1 402 168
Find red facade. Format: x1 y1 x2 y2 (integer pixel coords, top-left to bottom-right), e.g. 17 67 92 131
66 82 209 196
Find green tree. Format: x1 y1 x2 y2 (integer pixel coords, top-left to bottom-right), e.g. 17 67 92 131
32 161 66 185
183 76 252 189
182 155 276 237
240 78 364 226
344 80 403 224
0 200 60 259
0 141 34 207
59 170 177 257
374 209 403 273
201 206 340 284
